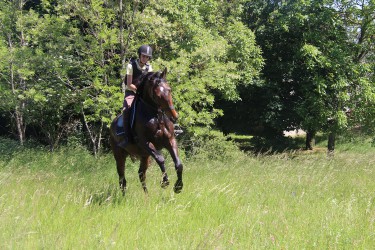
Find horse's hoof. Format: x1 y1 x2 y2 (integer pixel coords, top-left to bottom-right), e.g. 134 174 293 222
161 180 170 189
173 181 183 193
119 184 127 196
173 186 182 193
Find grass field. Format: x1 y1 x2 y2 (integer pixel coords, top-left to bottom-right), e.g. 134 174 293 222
1 137 375 249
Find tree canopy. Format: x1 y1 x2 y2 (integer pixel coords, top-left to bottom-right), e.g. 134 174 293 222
0 0 374 153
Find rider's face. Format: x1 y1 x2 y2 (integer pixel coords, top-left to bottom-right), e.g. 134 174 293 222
140 54 150 65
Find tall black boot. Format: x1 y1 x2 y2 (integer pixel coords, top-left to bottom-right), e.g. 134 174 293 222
118 108 131 148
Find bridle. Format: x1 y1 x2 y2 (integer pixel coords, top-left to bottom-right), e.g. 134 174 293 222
139 73 177 122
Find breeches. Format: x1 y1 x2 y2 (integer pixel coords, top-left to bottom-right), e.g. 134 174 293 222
123 91 135 110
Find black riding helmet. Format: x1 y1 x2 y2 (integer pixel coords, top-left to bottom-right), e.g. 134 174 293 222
138 45 153 58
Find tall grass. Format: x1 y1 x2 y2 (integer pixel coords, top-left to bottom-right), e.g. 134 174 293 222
1 137 374 249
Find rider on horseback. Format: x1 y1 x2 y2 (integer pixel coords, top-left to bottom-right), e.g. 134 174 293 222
119 45 153 148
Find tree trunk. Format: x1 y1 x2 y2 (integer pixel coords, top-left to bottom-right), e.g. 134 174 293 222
14 107 26 145
96 121 103 156
81 109 104 157
305 130 315 150
327 132 335 155
8 34 26 145
119 0 139 94
12 0 28 145
119 0 126 93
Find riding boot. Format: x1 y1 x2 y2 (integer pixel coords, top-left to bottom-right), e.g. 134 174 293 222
118 108 131 148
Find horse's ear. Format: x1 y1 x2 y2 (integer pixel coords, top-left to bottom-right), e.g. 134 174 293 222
161 67 168 79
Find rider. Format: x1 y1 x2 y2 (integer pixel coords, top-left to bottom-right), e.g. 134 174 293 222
119 45 153 148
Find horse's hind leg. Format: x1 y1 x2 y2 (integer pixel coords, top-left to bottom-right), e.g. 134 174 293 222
111 141 127 193
139 156 151 193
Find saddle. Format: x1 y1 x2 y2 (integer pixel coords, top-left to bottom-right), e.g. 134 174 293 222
115 99 138 136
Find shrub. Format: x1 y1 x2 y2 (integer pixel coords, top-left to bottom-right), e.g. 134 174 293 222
179 127 243 161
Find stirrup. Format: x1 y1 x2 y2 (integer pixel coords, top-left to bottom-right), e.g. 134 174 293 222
174 124 183 136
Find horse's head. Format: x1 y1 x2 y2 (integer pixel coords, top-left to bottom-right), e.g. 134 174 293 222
144 68 178 122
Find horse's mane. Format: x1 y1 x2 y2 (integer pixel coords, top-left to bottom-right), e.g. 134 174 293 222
137 71 163 97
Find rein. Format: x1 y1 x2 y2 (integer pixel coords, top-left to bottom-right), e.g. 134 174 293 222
134 70 177 139
138 96 173 124
137 73 175 118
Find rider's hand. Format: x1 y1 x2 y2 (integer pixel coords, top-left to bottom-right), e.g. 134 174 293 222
128 84 137 92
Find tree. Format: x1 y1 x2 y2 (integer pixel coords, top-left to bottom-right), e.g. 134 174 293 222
147 0 263 129
0 0 89 150
0 0 31 145
51 0 124 155
339 0 375 136
0 0 263 153
242 0 375 152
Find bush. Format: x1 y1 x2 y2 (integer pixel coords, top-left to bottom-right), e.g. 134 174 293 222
179 127 243 161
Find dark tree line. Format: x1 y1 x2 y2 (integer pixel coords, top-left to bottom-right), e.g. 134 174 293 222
218 0 375 152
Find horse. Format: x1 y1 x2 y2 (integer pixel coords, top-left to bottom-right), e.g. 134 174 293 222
109 68 183 194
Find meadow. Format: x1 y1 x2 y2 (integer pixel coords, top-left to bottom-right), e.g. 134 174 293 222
1 137 375 249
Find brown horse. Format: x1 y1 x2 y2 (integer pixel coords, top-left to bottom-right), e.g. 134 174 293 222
109 68 183 194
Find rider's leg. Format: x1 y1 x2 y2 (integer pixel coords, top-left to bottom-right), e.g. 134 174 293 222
118 108 130 148
118 92 134 148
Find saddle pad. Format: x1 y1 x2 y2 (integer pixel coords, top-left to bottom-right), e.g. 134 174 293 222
116 114 125 135
116 100 137 136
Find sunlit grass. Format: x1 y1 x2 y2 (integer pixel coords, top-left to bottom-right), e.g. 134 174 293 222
1 138 375 248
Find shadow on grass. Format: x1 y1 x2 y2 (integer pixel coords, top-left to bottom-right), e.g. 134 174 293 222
233 134 327 154
0 137 38 162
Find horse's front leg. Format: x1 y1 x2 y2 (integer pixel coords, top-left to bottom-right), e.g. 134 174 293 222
167 138 183 193
141 141 170 188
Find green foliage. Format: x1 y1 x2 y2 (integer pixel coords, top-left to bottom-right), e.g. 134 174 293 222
241 0 375 142
0 0 263 152
180 127 243 161
146 0 263 129
0 0 374 154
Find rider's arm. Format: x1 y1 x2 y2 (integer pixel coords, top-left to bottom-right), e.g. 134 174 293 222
126 74 137 92
126 63 137 93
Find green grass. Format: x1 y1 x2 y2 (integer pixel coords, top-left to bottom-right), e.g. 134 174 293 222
1 137 375 249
